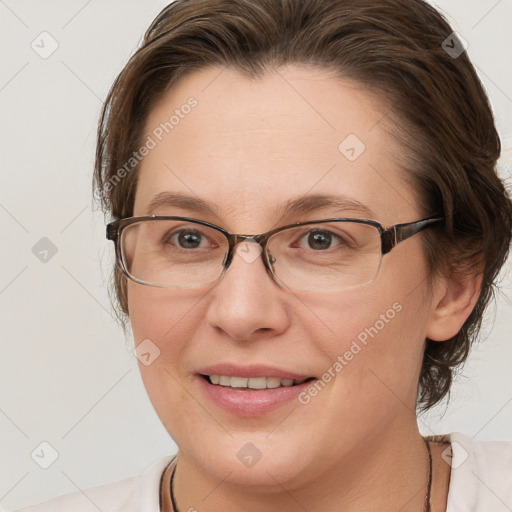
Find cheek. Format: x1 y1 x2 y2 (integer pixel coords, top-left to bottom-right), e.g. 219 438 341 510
127 283 205 347
284 285 429 458
127 284 205 389
127 283 216 440
301 253 431 410
350 288 430 407
303 288 422 376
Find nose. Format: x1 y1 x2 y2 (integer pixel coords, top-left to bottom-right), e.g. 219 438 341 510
205 241 291 342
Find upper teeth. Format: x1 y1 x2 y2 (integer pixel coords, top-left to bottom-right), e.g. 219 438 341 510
208 375 304 389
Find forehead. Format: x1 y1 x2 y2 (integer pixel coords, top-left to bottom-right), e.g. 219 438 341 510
134 65 419 228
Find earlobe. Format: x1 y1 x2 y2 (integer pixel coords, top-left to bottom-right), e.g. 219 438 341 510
426 271 482 342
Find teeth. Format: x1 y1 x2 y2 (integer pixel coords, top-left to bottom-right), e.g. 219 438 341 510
207 375 305 389
230 377 248 388
219 376 231 386
266 377 281 389
247 377 267 389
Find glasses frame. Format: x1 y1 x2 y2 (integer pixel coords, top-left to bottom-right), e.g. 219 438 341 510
106 215 444 289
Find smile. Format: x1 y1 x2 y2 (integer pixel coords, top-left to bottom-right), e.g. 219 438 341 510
198 372 318 416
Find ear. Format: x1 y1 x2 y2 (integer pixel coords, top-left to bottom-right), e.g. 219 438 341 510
426 270 483 342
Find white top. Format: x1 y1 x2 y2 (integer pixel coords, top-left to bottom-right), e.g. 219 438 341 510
16 432 512 511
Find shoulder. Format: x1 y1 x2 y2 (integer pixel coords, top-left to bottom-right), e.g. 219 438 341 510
444 432 512 511
15 456 174 512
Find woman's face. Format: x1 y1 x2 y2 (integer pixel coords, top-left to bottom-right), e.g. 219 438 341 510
128 65 441 486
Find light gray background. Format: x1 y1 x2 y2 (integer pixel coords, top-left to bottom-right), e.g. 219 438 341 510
0 0 511 509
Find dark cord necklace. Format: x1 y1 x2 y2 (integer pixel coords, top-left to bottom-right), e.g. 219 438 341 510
424 438 433 512
169 439 433 512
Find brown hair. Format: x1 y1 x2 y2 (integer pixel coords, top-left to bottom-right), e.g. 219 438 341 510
93 0 512 411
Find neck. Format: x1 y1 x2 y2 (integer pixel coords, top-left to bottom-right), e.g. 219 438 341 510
170 426 447 512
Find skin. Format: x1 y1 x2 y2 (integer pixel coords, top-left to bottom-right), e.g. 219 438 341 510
127 64 480 511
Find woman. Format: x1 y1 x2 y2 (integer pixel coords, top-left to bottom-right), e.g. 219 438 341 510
19 0 512 510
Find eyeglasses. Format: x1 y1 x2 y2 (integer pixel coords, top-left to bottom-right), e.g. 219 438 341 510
106 215 443 291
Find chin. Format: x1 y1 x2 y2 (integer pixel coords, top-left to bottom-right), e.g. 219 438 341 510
186 433 313 490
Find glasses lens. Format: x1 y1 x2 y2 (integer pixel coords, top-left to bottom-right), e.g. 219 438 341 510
120 219 228 288
267 221 382 291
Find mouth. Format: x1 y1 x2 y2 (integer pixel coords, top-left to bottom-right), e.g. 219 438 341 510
200 374 316 391
197 369 319 416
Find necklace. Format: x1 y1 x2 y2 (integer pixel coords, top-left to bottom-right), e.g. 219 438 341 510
169 439 433 512
424 438 433 512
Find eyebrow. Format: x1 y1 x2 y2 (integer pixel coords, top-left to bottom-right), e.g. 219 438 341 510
277 194 375 219
147 192 218 216
146 191 375 220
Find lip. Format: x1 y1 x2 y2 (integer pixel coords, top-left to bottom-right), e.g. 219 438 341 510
196 364 317 417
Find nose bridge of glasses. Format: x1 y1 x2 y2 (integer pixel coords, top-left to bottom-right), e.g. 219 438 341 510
232 233 267 246
222 233 271 272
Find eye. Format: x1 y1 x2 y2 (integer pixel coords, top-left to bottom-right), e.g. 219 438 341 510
164 228 215 249
296 229 347 251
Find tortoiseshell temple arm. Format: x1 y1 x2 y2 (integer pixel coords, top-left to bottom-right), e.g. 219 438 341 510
380 216 444 255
